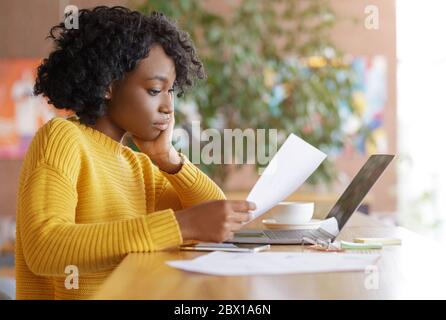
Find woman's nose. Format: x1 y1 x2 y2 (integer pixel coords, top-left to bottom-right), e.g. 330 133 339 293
159 103 173 115
159 96 174 114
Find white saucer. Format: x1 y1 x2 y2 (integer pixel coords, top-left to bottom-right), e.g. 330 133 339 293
262 218 322 230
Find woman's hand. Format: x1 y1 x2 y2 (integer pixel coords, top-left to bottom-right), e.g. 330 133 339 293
132 114 182 174
174 200 257 243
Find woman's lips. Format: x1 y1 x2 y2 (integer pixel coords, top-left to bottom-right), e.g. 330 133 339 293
153 122 169 131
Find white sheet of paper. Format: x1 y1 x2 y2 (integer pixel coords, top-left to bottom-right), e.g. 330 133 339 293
167 251 381 276
246 133 327 221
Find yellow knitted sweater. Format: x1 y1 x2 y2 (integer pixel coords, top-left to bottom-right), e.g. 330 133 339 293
15 116 225 299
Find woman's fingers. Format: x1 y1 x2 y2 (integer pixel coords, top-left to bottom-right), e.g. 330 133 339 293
228 200 256 212
166 113 175 141
228 211 252 223
227 221 243 232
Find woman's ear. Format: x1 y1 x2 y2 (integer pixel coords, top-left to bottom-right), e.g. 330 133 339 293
105 89 112 100
105 84 114 100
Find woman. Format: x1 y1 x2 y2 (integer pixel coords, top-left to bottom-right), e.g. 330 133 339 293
16 6 255 299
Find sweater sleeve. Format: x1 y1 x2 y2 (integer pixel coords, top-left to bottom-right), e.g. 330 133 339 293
155 156 226 211
18 163 182 277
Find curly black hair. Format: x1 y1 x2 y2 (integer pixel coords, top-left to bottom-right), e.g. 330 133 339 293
34 6 205 125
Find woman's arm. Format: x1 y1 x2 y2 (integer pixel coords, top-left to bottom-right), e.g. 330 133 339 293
131 113 226 211
155 156 226 211
18 163 182 277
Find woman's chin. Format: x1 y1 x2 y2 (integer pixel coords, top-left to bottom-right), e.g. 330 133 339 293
132 130 159 142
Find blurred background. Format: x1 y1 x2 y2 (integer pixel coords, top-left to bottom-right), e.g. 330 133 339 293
0 0 444 286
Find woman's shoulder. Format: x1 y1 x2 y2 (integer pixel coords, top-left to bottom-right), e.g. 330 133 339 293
34 116 81 139
25 117 82 173
46 116 80 135
30 117 82 154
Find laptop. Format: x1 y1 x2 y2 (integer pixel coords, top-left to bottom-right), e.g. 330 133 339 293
227 154 395 245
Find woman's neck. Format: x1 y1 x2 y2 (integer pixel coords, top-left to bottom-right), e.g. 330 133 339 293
88 114 126 143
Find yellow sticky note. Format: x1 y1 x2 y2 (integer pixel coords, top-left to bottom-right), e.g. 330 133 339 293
353 237 402 246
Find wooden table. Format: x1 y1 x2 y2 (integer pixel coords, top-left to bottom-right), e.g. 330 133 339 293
93 209 446 299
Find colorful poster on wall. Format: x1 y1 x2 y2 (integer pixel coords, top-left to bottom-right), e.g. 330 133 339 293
339 55 388 156
0 59 71 159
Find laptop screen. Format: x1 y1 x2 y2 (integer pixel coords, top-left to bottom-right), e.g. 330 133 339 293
326 154 394 230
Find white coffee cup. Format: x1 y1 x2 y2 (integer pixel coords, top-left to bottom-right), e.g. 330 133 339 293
273 201 314 224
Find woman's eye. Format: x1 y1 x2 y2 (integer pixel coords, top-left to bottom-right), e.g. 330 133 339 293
147 89 161 96
147 88 174 96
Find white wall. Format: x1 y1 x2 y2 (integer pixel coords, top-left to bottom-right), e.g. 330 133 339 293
397 0 446 242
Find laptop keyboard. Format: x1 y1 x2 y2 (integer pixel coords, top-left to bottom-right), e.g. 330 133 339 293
263 229 333 241
263 230 306 240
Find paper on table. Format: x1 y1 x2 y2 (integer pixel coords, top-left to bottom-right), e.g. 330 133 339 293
246 133 327 222
166 251 381 276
